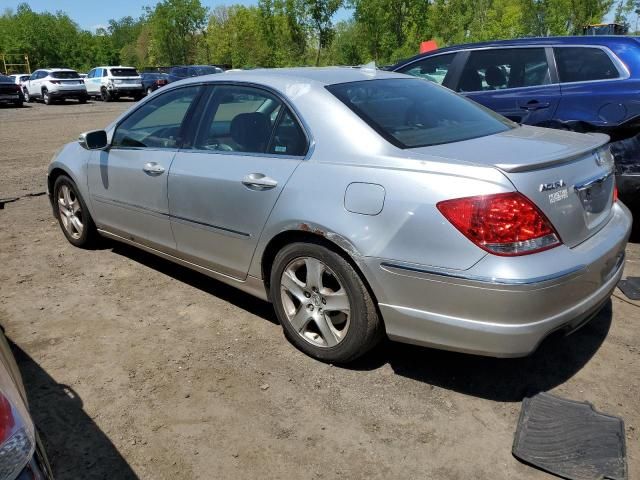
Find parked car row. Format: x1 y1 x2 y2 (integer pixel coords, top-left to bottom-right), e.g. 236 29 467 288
0 64 228 107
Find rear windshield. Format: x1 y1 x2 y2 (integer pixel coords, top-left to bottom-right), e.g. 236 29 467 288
0 75 12 83
110 68 139 77
51 71 80 79
326 78 514 149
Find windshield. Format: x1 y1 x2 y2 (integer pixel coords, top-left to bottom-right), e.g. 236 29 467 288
110 68 139 77
326 78 514 149
51 71 80 79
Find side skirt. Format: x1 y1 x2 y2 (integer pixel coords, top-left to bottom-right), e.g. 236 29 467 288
97 229 269 302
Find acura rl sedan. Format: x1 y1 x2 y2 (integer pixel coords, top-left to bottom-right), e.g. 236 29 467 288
47 68 632 363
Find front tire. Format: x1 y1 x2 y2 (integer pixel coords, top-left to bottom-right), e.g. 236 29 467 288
270 242 383 363
53 175 98 248
23 88 33 103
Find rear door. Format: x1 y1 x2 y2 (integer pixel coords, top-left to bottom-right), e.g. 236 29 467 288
455 47 561 125
168 83 308 279
553 46 630 126
87 85 203 251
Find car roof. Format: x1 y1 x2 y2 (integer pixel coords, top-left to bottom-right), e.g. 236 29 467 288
202 66 408 87
394 35 640 66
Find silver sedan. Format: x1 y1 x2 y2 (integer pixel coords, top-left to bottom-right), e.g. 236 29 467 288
47 68 632 363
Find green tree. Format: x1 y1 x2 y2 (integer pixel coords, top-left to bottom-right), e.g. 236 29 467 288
146 0 208 65
302 0 343 65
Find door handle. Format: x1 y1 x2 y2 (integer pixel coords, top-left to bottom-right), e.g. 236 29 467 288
242 173 278 190
520 100 550 111
143 162 165 175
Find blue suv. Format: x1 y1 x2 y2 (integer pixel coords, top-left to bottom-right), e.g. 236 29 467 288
392 36 640 202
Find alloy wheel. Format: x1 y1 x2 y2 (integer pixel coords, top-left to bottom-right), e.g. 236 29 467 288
280 257 351 348
57 184 84 240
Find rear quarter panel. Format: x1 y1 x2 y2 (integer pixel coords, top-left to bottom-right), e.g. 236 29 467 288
250 157 514 279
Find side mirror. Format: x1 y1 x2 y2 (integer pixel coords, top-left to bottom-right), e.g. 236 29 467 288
79 130 108 150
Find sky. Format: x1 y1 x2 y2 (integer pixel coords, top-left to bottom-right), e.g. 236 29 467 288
0 0 352 31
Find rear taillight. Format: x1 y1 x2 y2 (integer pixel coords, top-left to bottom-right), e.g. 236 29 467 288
613 183 618 202
11 85 20 92
437 192 561 256
0 391 33 479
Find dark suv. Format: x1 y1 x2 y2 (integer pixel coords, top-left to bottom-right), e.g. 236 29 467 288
392 36 640 202
166 65 223 83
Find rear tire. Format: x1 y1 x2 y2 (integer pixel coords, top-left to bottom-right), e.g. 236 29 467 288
13 100 23 107
78 96 87 104
42 89 52 105
270 242 383 363
101 88 112 102
53 175 98 248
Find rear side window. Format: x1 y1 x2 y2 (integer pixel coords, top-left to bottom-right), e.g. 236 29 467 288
51 71 80 79
458 48 550 92
397 54 456 85
554 47 620 83
268 109 307 156
195 86 279 154
328 78 514 149
110 68 138 77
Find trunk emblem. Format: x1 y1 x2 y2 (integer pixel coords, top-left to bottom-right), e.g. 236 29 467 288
539 180 566 192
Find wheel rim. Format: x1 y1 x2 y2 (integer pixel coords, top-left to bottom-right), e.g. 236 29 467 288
57 185 83 239
43 92 48 102
280 257 351 348
23 90 29 101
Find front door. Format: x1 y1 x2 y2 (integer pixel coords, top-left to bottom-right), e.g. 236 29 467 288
168 84 308 279
456 47 561 125
87 84 203 251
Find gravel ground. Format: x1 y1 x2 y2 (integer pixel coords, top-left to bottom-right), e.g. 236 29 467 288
0 100 638 479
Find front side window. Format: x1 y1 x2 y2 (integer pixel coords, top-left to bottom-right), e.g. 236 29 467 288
112 86 201 149
195 85 281 153
397 54 456 85
554 47 620 83
458 48 550 92
327 78 514 149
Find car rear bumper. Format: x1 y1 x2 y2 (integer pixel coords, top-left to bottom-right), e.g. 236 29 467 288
0 93 22 103
49 89 87 99
364 201 632 357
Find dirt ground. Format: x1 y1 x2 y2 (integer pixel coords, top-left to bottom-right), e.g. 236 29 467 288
0 100 639 480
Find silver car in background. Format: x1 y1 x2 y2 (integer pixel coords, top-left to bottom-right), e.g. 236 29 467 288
47 68 632 363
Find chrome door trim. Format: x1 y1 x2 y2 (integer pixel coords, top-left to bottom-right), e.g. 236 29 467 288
93 194 251 237
380 261 588 286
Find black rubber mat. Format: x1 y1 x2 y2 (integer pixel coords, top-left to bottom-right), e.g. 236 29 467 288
618 277 640 301
513 393 626 480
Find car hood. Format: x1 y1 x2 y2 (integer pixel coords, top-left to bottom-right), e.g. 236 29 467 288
409 125 609 173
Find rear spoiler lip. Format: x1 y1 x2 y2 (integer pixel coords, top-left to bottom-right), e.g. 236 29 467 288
494 132 610 173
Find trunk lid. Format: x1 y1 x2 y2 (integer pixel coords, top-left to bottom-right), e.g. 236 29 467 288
411 126 615 248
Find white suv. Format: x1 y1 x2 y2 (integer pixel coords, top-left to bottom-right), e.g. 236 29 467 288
85 66 143 101
23 68 88 105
